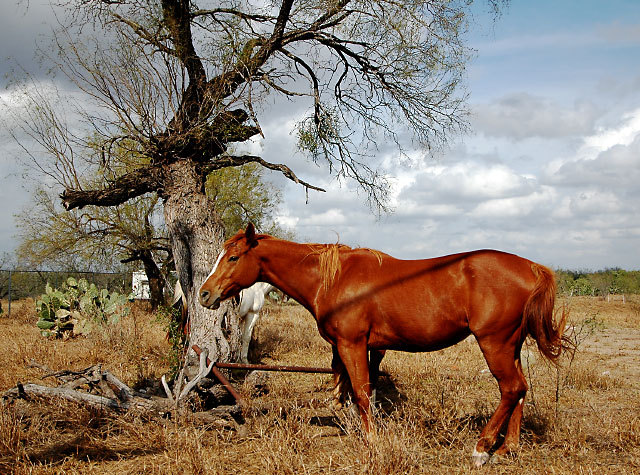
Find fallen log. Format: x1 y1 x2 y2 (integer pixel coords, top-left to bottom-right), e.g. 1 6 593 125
3 382 155 411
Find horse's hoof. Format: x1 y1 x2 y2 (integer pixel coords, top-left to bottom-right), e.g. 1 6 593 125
471 450 490 468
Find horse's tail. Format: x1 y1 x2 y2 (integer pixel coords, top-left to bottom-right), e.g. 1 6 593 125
179 302 190 337
167 283 190 340
522 263 569 363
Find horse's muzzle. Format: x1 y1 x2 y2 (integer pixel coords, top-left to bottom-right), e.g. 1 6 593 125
199 289 221 310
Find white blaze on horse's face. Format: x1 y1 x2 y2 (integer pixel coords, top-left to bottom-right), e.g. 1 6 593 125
198 249 227 309
205 249 227 282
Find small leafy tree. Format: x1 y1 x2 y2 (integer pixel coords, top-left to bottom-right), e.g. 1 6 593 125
16 187 170 309
554 269 575 296
571 277 594 296
610 269 640 295
205 162 287 238
589 272 614 298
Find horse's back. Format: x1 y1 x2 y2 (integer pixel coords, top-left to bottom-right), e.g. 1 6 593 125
328 249 540 351
338 248 535 302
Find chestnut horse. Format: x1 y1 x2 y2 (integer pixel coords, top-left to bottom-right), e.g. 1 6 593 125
199 224 567 466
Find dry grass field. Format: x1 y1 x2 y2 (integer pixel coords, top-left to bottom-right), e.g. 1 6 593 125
1 295 640 474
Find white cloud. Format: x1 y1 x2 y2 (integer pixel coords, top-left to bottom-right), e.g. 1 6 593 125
298 208 347 227
568 190 622 217
274 213 299 229
472 187 556 218
472 93 600 140
397 161 534 211
581 108 640 156
548 109 640 187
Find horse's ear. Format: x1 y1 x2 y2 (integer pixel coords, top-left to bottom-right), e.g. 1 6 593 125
245 223 258 248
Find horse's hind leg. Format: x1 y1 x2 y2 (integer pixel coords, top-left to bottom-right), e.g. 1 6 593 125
331 346 351 409
473 333 527 467
494 357 528 456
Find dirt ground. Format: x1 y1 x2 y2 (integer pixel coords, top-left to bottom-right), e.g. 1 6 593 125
580 327 640 381
561 296 640 381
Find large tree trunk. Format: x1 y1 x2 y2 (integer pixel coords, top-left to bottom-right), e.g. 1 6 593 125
163 160 240 363
139 250 165 311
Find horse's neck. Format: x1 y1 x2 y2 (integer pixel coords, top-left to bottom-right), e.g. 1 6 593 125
257 239 323 313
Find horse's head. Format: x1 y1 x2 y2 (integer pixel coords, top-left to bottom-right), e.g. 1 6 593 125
198 223 262 310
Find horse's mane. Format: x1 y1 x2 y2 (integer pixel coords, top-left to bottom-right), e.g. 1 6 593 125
306 244 350 292
305 243 384 292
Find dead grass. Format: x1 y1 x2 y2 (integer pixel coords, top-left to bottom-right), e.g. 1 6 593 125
1 297 640 473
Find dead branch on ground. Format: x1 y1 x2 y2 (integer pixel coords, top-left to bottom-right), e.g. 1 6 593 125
2 358 241 427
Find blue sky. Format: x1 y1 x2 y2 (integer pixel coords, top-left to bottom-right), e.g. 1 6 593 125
1 1 640 270
471 2 640 98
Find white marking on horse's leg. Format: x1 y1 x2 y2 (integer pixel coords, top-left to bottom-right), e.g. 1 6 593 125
518 397 524 405
471 449 490 468
204 250 227 282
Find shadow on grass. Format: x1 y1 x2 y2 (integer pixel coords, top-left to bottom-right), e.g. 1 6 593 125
19 432 161 466
304 372 408 432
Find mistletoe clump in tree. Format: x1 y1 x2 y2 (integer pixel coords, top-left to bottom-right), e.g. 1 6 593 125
12 0 503 363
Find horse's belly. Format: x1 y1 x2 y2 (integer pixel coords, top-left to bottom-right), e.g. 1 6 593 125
368 311 471 352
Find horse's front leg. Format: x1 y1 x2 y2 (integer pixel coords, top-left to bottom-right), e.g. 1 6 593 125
332 348 385 409
336 338 373 432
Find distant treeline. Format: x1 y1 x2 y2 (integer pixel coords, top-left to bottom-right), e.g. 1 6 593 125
555 269 640 296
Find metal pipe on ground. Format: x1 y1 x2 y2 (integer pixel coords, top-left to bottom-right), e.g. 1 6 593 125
190 345 333 405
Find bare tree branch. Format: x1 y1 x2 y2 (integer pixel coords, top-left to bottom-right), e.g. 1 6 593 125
61 164 164 210
209 154 326 194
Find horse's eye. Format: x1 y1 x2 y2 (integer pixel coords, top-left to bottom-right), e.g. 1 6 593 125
228 255 239 262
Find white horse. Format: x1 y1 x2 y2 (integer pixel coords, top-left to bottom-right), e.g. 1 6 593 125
238 282 274 363
173 280 273 363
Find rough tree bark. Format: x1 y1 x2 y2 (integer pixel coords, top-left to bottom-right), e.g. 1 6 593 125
162 160 240 362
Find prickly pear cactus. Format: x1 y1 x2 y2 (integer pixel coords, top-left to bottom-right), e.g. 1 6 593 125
35 278 133 338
